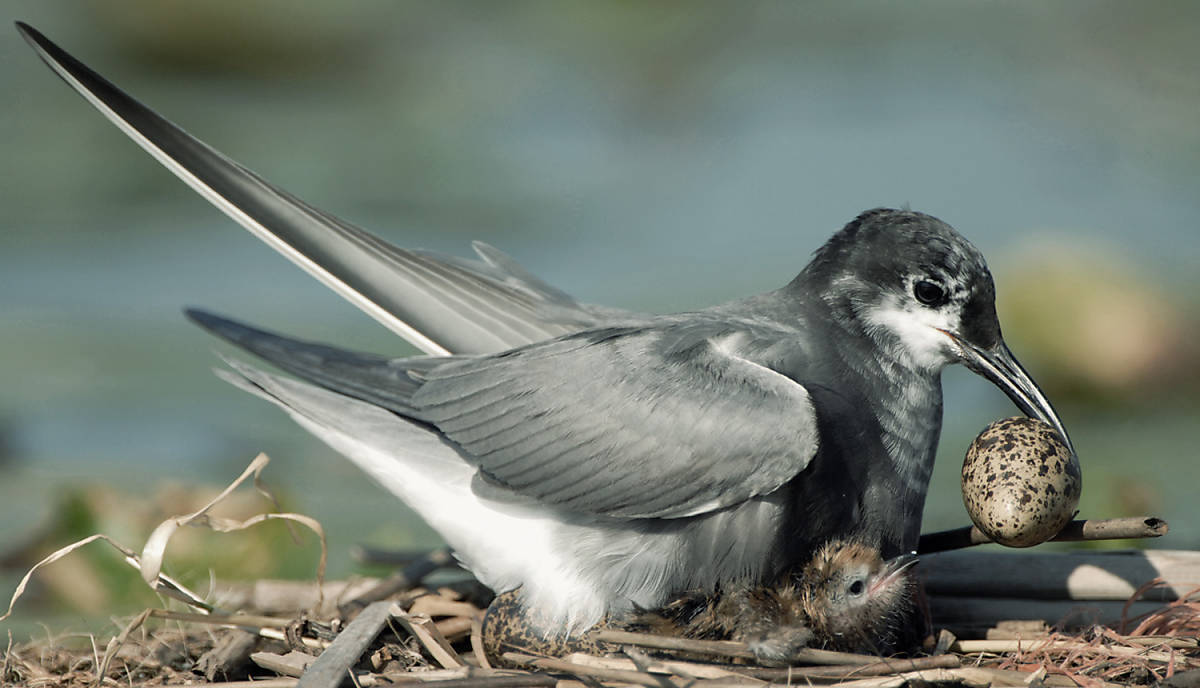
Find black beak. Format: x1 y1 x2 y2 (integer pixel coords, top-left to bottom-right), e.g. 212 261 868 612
947 335 1075 457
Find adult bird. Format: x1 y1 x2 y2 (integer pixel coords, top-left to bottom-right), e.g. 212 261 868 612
19 23 1072 637
184 208 1072 636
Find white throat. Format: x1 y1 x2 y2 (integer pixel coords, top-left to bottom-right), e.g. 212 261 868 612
862 298 958 373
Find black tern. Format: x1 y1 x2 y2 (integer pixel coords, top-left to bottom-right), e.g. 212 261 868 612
19 23 1073 636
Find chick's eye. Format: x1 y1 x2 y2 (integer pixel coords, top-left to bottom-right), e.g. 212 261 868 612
848 579 866 596
913 279 946 306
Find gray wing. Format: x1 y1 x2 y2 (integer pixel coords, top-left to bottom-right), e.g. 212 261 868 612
191 309 822 520
417 324 822 519
17 22 628 355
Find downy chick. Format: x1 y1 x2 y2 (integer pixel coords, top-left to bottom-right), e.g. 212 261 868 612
634 540 917 665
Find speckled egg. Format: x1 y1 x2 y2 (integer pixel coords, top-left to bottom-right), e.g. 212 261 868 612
482 589 611 663
961 416 1081 547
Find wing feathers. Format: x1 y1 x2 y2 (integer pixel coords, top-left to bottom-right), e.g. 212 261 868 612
413 325 821 518
192 308 820 521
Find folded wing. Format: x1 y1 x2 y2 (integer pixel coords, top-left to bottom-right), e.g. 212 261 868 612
191 310 821 520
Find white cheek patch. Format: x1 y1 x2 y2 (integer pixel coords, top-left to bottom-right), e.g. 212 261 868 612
863 297 959 371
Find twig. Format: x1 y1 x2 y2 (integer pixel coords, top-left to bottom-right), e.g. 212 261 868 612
812 667 996 688
918 517 1168 554
588 629 751 660
747 654 961 679
503 652 678 688
94 608 150 686
471 614 493 671
199 680 298 688
410 596 482 619
144 608 328 650
941 667 1127 688
148 609 296 629
561 652 757 680
370 667 472 682
257 627 329 651
953 637 1200 666
589 629 881 665
297 600 393 688
391 605 465 669
377 674 562 688
1123 636 1198 649
251 651 315 678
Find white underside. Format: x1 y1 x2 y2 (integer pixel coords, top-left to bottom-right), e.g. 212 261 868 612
290 397 612 633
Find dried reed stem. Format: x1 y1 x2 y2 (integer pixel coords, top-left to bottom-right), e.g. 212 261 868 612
589 629 880 665
919 517 1167 554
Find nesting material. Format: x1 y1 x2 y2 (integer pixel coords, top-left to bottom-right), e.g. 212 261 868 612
2 454 1192 686
961 416 1081 547
4 578 1199 687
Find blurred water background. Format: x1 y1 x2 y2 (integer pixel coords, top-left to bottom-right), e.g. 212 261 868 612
2 2 1198 632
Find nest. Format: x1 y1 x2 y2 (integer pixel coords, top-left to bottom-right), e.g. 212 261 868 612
3 575 1199 688
3 455 1198 687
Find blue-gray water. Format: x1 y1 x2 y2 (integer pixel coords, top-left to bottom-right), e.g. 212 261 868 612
2 2 1198 610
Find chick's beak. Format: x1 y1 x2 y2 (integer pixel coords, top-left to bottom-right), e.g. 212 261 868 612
871 552 918 595
941 333 1074 457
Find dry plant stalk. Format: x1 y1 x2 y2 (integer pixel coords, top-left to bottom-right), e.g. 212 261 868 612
391 604 464 670
503 651 685 688
0 453 327 629
918 516 1168 554
1122 578 1200 637
967 624 1200 687
589 629 880 665
138 453 328 599
561 651 754 679
0 533 211 622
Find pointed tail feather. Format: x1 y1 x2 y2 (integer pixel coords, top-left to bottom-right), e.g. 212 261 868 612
16 21 624 354
188 308 445 416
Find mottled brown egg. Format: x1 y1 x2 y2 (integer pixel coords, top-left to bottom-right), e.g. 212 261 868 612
481 589 611 664
961 416 1081 547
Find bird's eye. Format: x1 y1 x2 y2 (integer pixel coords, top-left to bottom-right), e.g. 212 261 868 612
913 280 946 306
848 579 866 596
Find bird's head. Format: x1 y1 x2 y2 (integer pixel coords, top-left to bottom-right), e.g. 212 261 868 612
800 540 917 650
798 208 1072 453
